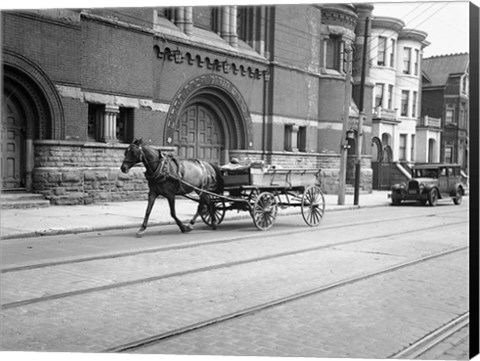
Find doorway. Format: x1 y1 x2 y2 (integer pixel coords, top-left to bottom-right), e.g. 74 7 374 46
174 103 225 165
2 95 26 189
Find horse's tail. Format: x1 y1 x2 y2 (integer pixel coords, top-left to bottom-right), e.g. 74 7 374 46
211 163 224 194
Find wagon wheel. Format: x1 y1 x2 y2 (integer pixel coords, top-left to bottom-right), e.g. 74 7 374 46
301 185 325 226
252 192 278 231
199 195 226 229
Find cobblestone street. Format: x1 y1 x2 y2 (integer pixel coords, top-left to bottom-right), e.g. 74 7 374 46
1 203 471 358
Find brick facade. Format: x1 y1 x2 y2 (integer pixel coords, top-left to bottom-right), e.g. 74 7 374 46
2 4 374 205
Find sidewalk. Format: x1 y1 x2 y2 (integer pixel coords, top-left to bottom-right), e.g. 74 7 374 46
0 191 391 240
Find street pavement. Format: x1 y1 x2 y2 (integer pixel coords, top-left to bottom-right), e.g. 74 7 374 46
0 191 391 240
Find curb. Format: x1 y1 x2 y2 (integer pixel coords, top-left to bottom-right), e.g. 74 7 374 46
0 202 389 241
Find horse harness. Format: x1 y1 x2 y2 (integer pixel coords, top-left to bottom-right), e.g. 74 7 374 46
129 144 216 193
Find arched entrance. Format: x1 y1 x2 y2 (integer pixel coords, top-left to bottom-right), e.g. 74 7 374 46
2 51 64 191
371 136 382 190
371 136 393 190
164 74 253 165
379 145 393 190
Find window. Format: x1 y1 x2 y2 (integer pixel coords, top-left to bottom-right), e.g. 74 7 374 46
375 83 384 108
445 146 453 163
401 90 409 116
445 108 455 124
461 75 468 94
237 6 253 42
412 91 417 118
410 135 415 161
377 36 387 66
116 108 134 143
414 49 420 75
388 85 394 109
297 126 307 152
325 35 342 71
193 7 216 31
390 39 396 67
87 104 105 141
160 8 175 21
403 47 411 74
459 104 467 128
399 134 407 160
284 125 293 151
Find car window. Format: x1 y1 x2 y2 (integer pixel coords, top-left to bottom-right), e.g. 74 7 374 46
427 170 438 178
440 168 447 176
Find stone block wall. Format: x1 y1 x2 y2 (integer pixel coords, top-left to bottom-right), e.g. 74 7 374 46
33 141 373 205
228 150 372 194
32 141 175 205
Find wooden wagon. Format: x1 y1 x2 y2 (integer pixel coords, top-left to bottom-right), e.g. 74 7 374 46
197 163 326 231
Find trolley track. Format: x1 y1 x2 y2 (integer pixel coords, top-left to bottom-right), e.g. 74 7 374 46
1 206 465 274
102 245 468 353
391 312 469 359
1 218 467 310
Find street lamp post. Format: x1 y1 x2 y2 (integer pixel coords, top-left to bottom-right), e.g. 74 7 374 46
338 44 352 206
354 16 370 206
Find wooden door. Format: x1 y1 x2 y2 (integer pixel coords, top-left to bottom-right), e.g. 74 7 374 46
174 104 224 164
2 97 25 189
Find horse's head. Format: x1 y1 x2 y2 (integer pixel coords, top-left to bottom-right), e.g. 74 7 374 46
120 139 144 173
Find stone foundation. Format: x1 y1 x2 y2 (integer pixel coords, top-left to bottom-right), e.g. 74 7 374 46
32 142 372 205
32 140 174 205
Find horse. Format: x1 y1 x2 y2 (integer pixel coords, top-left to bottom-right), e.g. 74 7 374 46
120 139 224 237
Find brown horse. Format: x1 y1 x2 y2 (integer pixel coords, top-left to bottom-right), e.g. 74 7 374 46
120 139 223 237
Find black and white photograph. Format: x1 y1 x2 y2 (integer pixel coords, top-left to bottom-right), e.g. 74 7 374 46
1 0 478 360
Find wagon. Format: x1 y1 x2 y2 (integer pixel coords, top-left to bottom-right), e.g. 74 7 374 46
196 163 326 231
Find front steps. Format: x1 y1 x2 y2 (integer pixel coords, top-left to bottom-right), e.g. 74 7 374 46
1 191 50 209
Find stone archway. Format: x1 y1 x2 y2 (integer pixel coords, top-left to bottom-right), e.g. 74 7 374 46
164 74 253 163
2 51 64 191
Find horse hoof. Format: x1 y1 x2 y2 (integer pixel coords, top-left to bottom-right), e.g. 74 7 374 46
183 224 193 233
136 230 145 238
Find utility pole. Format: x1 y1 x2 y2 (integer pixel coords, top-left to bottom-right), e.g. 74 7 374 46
337 44 352 205
354 16 370 206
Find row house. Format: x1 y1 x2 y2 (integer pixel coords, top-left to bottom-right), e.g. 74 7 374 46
369 16 432 189
421 53 470 174
2 4 375 205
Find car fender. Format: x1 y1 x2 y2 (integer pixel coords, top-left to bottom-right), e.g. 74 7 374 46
391 183 406 194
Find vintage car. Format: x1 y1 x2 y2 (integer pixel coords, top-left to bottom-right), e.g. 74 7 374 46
390 163 466 206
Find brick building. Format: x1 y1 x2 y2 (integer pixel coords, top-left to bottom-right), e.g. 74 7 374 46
2 4 376 205
421 53 470 174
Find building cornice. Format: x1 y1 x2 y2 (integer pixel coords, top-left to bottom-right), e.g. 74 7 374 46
321 4 358 32
399 28 428 43
372 16 405 33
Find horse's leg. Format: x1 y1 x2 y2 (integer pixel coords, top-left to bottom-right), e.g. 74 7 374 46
189 194 205 227
167 196 192 233
190 193 217 230
137 191 157 237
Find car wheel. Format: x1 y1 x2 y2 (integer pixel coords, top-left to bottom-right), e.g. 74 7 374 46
427 188 438 206
453 189 463 205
